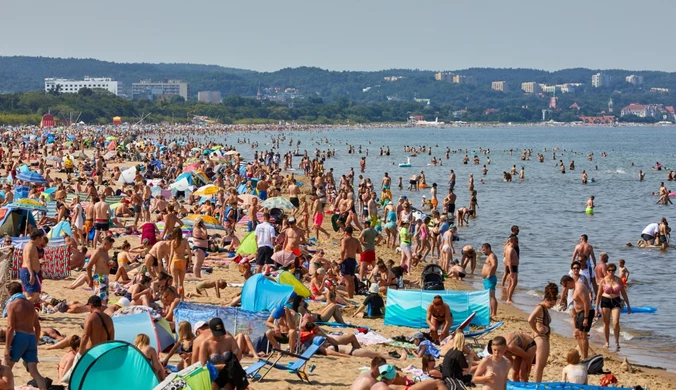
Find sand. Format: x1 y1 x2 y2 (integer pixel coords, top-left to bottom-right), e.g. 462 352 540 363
1 157 675 389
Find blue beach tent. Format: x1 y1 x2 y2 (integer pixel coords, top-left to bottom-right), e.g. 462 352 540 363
241 274 294 312
69 340 160 390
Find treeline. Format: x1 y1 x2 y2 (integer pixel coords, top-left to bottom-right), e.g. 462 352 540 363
0 89 672 126
3 56 676 109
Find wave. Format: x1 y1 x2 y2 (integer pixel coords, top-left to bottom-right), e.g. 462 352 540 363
593 326 635 341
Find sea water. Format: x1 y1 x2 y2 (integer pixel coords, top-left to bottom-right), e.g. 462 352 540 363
194 125 676 370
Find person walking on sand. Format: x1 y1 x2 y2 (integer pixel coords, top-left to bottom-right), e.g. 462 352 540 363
19 230 44 303
561 275 593 359
481 243 498 320
80 296 114 355
86 236 114 305
4 282 47 390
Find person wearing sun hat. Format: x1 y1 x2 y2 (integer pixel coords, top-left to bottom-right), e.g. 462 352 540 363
352 283 385 318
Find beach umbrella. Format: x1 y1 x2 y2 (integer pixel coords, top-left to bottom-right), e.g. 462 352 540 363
183 214 224 230
169 178 193 192
237 194 258 206
260 197 296 210
271 250 296 268
193 184 222 197
8 198 47 212
118 167 136 184
103 151 116 160
183 163 201 173
18 165 31 174
106 136 118 141
16 171 47 184
191 170 209 185
224 150 239 156
174 172 193 185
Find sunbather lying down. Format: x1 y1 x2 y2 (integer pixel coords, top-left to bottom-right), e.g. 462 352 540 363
300 321 407 360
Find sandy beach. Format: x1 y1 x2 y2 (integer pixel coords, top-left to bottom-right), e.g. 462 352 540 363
0 153 673 390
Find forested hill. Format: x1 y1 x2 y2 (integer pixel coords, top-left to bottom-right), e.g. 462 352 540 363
2 56 676 111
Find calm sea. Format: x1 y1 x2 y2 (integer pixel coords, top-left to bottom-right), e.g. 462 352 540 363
200 125 676 370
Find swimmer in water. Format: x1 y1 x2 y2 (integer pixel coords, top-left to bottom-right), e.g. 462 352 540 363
586 196 594 215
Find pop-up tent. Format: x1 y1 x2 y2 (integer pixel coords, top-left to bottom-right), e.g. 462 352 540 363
384 289 490 328
113 312 175 353
241 274 294 312
508 382 632 390
235 232 257 255
0 207 37 237
69 340 159 390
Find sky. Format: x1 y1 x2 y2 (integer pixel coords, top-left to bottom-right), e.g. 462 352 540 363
3 0 675 72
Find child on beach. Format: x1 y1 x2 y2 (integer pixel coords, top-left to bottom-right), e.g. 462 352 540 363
618 259 630 285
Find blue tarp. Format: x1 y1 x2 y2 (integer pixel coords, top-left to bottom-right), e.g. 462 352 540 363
173 302 270 341
241 274 294 312
508 382 632 390
384 288 490 328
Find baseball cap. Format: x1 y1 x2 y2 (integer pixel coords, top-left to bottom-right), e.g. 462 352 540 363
288 216 296 224
409 332 425 342
87 295 102 307
193 320 208 334
379 364 397 380
209 318 226 337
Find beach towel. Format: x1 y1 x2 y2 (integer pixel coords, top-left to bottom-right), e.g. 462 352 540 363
11 243 70 280
2 292 25 317
355 331 392 346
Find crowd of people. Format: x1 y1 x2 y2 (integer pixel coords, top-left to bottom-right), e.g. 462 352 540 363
0 125 658 390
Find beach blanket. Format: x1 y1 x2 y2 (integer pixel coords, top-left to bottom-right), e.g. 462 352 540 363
11 243 70 280
387 340 417 349
355 331 392 346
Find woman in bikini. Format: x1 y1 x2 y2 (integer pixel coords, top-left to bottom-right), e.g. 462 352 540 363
503 331 537 382
595 263 631 351
134 333 166 381
528 282 558 382
168 227 189 298
426 295 452 342
161 321 195 370
191 218 209 279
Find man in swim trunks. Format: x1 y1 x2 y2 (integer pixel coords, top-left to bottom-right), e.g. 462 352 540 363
571 234 598 294
288 181 300 208
4 281 47 390
86 237 115 305
92 195 111 247
504 236 519 304
340 226 362 298
255 212 276 273
283 217 306 257
561 274 593 359
481 243 498 320
256 175 269 201
358 224 381 281
311 194 331 240
19 230 43 303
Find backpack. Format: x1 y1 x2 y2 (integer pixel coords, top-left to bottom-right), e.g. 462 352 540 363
582 354 605 374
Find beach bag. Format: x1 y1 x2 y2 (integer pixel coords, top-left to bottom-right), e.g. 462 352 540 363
582 354 605 374
443 377 467 390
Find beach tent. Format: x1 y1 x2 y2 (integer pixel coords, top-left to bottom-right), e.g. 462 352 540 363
118 166 136 184
69 340 160 390
154 363 211 390
112 312 175 353
235 232 257 255
384 288 490 328
241 274 294 312
0 207 37 237
48 221 73 239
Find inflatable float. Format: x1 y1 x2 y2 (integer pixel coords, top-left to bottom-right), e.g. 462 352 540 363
277 270 311 298
399 157 412 168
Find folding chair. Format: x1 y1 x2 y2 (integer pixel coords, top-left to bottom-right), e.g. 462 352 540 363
245 336 326 383
464 321 504 349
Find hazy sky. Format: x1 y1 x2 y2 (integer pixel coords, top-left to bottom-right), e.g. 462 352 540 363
3 0 674 72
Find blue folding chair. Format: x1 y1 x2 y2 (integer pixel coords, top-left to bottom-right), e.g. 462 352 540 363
245 336 325 383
